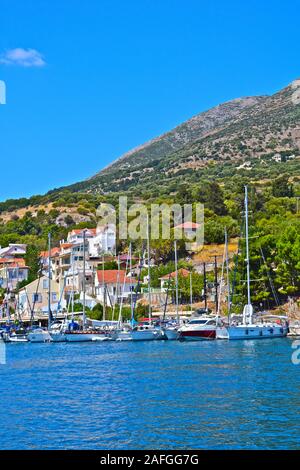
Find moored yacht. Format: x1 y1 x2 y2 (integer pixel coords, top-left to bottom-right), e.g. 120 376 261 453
28 328 52 343
178 315 220 341
216 186 289 341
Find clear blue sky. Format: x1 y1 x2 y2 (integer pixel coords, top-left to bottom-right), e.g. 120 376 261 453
0 0 299 201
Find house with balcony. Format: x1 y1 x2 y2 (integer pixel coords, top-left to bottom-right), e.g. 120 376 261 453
0 243 27 258
0 258 29 290
159 268 190 291
67 226 116 258
95 270 137 307
18 275 63 319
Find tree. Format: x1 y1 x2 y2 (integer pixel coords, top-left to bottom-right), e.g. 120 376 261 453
275 224 300 295
272 175 293 198
25 245 41 283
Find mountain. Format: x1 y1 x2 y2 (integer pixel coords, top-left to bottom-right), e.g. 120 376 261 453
67 79 300 195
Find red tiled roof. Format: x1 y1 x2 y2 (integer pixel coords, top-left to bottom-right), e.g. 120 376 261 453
97 270 135 284
174 222 200 229
60 243 73 249
40 247 61 258
70 228 97 236
0 258 26 267
160 268 190 280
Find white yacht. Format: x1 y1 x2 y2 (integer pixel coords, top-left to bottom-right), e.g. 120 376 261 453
28 328 52 343
178 315 220 341
49 321 67 342
115 324 161 341
216 186 289 341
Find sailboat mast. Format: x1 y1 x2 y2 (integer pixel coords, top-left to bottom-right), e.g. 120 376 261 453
147 214 152 323
225 227 231 318
244 186 251 306
189 270 193 314
129 243 134 324
82 229 86 329
174 240 179 323
203 262 207 311
48 232 52 329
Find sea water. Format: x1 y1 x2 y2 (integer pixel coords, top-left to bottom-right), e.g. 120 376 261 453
0 338 299 449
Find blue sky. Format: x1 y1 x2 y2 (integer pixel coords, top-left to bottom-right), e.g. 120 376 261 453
0 0 299 201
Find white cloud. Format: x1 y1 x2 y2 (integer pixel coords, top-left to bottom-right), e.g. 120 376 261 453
0 48 46 67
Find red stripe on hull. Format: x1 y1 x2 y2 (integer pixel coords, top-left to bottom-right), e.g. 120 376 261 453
180 329 216 339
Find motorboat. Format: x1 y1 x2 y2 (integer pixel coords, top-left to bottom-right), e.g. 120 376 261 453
28 328 52 343
178 315 219 341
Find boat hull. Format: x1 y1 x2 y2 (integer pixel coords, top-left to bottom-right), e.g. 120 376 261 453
65 332 108 342
179 329 216 341
50 333 67 342
216 325 288 340
164 328 179 340
28 330 52 343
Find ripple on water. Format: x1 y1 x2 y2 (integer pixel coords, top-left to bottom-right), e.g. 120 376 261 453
0 339 299 449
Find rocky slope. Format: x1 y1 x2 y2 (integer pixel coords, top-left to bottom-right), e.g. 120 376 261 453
68 79 300 194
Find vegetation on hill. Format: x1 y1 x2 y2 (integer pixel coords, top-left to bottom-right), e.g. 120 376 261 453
0 80 299 311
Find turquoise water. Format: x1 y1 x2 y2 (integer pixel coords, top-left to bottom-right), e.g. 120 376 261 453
0 338 299 450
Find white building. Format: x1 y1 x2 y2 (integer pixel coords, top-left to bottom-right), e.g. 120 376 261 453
95 270 137 307
0 243 27 258
67 226 116 257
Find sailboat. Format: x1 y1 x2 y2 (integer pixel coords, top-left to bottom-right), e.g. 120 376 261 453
28 233 53 343
163 240 181 340
115 220 161 341
216 186 289 340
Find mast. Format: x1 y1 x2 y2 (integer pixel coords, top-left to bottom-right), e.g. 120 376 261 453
203 262 207 311
82 229 86 329
189 270 193 314
174 240 179 323
147 214 152 324
129 243 134 325
244 186 251 306
102 254 106 321
47 233 52 329
214 256 218 315
71 250 75 317
225 227 231 318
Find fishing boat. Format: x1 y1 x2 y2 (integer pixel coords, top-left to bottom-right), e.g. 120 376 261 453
216 186 289 340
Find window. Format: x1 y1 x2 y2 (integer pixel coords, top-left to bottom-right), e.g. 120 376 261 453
52 293 57 302
32 293 42 303
43 279 49 289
